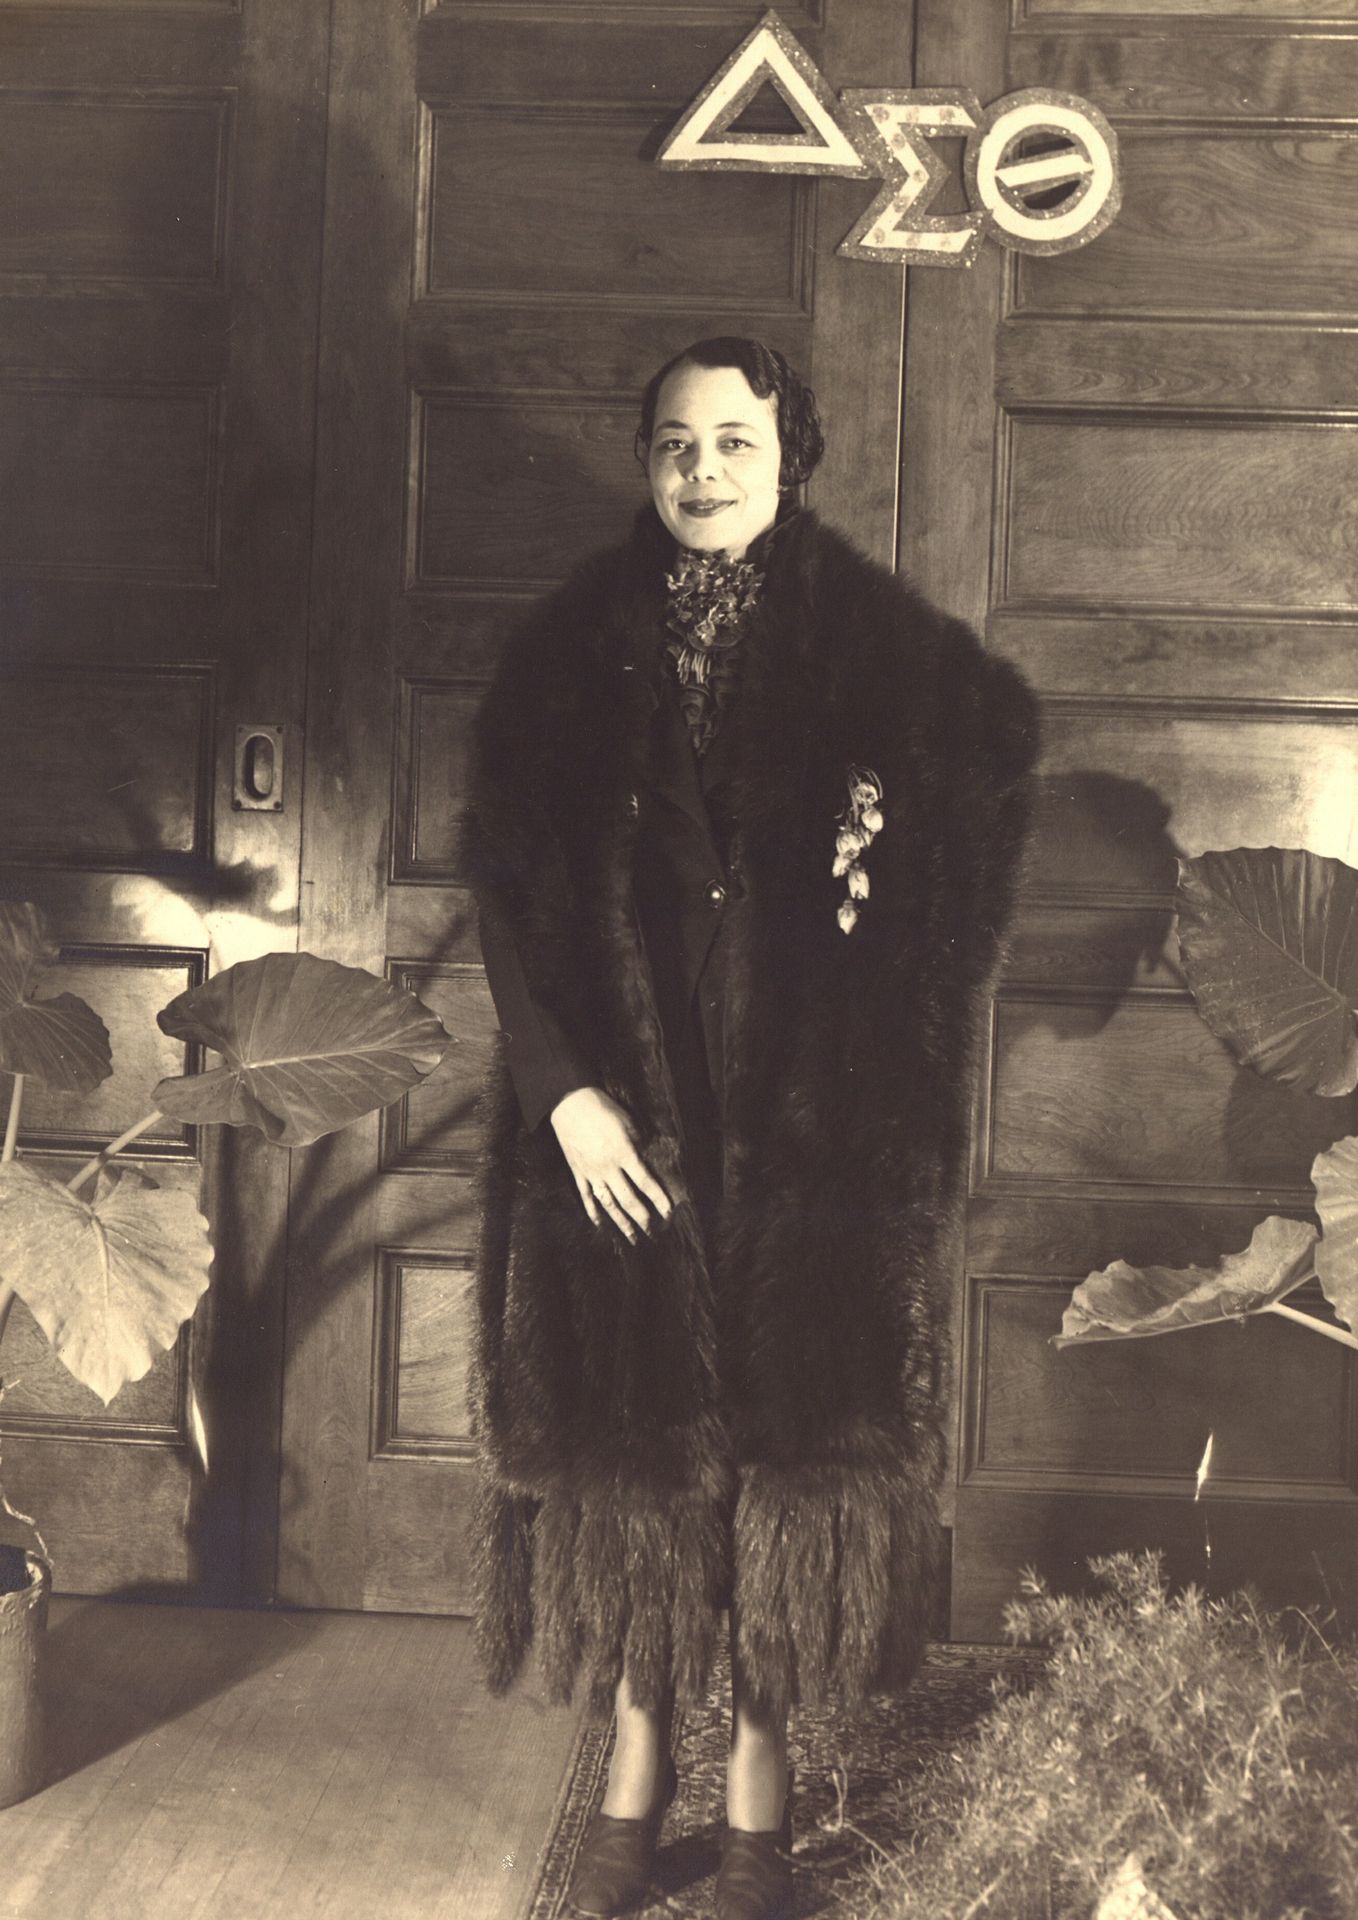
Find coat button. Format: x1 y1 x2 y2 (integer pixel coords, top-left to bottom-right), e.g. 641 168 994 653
705 882 726 910
624 791 639 819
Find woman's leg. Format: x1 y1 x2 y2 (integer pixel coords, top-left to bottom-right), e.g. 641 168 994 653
727 1611 790 1830
567 1668 677 1914
600 1668 675 1818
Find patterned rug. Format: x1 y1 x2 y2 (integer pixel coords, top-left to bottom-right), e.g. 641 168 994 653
523 1643 1047 1920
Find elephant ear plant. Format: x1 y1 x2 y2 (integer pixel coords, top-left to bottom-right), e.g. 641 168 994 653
1059 847 1358 1358
0 900 451 1532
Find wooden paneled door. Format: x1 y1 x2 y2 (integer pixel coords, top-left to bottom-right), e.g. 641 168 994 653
903 0 1358 1634
278 0 912 1610
0 5 331 1595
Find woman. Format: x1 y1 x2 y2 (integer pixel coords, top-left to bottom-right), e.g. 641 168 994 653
464 338 1039 1920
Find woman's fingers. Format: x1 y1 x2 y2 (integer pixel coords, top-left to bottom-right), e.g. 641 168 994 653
620 1150 673 1224
594 1182 639 1245
552 1088 673 1244
610 1171 658 1237
573 1166 669 1244
573 1172 604 1230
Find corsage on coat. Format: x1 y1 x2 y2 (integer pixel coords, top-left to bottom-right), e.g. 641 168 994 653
462 507 1039 1716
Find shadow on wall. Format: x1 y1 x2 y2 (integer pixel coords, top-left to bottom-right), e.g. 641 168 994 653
1018 768 1177 1038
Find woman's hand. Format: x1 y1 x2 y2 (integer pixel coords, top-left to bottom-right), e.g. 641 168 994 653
550 1086 673 1244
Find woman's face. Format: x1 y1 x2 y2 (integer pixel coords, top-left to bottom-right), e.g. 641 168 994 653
646 362 781 559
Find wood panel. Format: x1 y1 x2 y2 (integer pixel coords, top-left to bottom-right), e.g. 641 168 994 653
1012 31 1358 123
0 386 219 581
998 321 1358 416
0 669 213 866
0 0 331 1601
1000 902 1180 992
412 395 640 587
1023 0 1358 16
1028 707 1358 890
3 0 238 10
0 1292 183 1437
392 680 481 881
418 11 827 115
965 1187 1311 1284
965 1277 1353 1493
910 0 1358 1634
423 107 810 309
985 988 1350 1201
13 948 202 1155
426 0 824 16
990 611 1358 706
372 1252 476 1456
952 1489 1358 1642
1004 417 1358 612
381 964 496 1173
1017 130 1358 318
0 94 228 283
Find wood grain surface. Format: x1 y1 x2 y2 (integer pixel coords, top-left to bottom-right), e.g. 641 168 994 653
1020 131 1358 318
1005 418 1358 612
0 0 331 1601
0 1599 580 1920
966 1277 1351 1491
919 0 1358 1632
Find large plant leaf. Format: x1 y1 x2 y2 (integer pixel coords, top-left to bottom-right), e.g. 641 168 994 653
1176 848 1358 1096
0 1159 212 1405
1055 1214 1317 1348
0 901 112 1093
152 951 451 1146
1313 1134 1358 1336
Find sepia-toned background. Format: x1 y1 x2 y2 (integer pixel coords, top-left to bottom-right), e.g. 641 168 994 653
1 0 1354 1638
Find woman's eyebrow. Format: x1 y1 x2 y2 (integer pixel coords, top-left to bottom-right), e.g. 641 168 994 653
654 419 760 432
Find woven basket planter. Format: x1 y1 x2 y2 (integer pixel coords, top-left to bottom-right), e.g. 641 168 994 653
0 1543 49 1810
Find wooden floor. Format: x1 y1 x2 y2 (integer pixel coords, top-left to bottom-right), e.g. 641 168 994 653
0 1597 583 1920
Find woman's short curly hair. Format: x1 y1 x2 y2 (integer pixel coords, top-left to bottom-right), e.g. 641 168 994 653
635 336 825 490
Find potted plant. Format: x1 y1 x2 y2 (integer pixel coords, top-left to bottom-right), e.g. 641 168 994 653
0 900 451 1807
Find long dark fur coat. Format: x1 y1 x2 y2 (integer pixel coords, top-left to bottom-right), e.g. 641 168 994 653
463 505 1039 1717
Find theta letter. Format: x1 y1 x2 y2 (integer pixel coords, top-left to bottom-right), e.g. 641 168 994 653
965 88 1121 256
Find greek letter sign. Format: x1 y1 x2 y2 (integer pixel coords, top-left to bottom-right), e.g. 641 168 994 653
657 10 1121 266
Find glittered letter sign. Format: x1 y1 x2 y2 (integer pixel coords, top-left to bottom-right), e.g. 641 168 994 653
657 10 1122 266
657 10 871 178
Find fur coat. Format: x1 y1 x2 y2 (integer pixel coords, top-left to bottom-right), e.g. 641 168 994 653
463 506 1040 1717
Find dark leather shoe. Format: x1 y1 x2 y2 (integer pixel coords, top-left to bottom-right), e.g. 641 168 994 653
715 1771 794 1920
566 1757 679 1917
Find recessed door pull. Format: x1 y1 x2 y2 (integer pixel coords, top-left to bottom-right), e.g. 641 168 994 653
233 724 285 811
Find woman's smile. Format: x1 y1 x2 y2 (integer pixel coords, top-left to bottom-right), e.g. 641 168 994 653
647 361 781 558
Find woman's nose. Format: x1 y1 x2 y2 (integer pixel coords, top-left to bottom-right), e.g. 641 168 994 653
682 443 719 481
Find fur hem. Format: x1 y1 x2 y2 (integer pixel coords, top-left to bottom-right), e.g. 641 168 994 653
471 1477 537 1698
473 1469 732 1714
731 1447 945 1720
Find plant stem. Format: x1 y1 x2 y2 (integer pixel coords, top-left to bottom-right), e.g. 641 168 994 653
1266 1300 1358 1352
65 1110 166 1197
2 1073 23 1163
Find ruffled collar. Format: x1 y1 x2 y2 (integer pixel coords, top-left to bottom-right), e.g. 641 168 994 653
662 546 766 757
